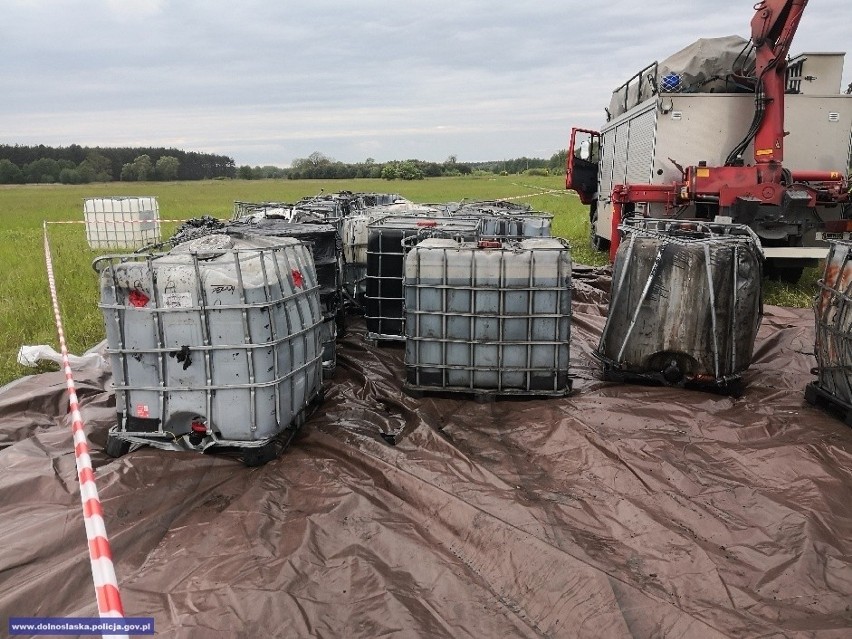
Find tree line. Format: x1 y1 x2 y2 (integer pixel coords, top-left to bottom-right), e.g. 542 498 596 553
0 143 568 184
236 150 569 181
0 144 236 184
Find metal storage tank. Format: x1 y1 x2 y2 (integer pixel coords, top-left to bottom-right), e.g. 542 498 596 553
365 216 481 340
806 240 852 422
95 233 324 466
226 219 343 378
597 219 763 393
404 238 572 396
84 196 161 249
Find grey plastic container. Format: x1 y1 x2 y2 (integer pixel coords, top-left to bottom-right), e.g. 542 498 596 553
807 240 852 414
365 216 481 340
404 237 572 396
226 219 342 378
449 201 552 239
95 234 324 464
598 219 763 393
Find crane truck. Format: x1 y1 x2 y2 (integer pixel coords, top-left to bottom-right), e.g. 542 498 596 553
566 0 851 282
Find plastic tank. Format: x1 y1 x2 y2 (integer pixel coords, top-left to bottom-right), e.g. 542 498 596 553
95 234 324 465
84 196 161 249
448 201 551 238
365 216 481 340
226 219 342 378
806 240 852 418
404 238 572 395
342 206 446 306
597 219 763 393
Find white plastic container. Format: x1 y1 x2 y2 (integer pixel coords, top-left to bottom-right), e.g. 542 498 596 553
84 196 161 249
404 237 572 395
95 233 324 465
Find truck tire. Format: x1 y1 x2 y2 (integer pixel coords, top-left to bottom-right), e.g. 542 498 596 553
590 206 610 252
765 261 804 284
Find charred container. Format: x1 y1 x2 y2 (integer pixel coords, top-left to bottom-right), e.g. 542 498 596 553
365 216 481 340
95 234 324 466
597 219 763 393
226 219 343 377
805 240 852 422
447 201 551 238
404 238 572 396
342 206 446 308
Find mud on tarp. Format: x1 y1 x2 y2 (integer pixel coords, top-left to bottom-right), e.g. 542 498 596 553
1 266 851 638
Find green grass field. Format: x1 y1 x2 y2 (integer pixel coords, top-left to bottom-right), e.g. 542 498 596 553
0 175 818 387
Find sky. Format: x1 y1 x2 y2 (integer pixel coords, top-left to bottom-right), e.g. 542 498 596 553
2 0 850 167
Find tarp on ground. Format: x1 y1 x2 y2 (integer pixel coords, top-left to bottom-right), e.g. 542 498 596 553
1 266 850 638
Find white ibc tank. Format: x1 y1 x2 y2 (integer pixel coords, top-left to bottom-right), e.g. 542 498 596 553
404 237 572 395
96 234 323 457
84 196 161 249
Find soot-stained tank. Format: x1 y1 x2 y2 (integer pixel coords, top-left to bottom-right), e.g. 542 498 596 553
95 234 324 466
805 240 852 422
364 216 481 340
404 237 572 396
597 218 763 394
226 218 342 378
448 200 552 239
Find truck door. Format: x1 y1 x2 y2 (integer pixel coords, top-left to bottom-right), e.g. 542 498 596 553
565 128 600 205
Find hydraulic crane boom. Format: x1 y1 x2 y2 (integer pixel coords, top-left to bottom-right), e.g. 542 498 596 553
747 0 808 165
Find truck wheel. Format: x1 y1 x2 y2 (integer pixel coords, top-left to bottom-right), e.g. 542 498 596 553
590 208 610 252
765 262 804 284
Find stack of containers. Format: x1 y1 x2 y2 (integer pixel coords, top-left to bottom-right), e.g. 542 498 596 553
84 196 161 249
226 218 343 378
404 237 572 396
365 216 481 340
342 205 445 307
95 234 324 466
449 201 553 239
805 240 852 422
597 218 763 394
232 201 292 221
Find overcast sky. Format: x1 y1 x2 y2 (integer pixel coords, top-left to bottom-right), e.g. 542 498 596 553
2 0 850 167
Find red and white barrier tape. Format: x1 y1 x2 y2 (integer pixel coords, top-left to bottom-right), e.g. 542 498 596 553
41 222 127 632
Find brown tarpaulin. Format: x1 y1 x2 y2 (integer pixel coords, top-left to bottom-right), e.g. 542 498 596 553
1 267 851 638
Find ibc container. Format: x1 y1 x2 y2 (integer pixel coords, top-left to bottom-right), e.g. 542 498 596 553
342 205 446 306
232 201 292 221
806 240 852 420
226 219 342 377
95 233 324 466
404 238 572 396
597 219 763 393
365 216 481 340
84 196 161 249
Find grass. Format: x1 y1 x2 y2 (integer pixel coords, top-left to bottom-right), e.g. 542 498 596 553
0 175 817 387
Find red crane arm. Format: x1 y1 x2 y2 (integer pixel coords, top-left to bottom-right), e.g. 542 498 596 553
750 0 808 164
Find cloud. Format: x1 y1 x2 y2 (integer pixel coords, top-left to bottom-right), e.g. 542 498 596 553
1 0 849 166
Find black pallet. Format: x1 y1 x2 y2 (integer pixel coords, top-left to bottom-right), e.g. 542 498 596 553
804 382 852 426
